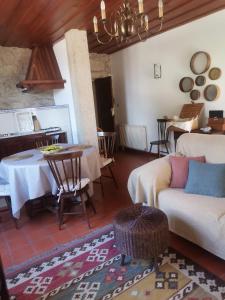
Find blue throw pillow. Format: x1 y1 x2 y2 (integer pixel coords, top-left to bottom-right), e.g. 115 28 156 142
185 160 225 197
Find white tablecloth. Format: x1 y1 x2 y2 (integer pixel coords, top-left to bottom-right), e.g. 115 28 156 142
0 144 101 218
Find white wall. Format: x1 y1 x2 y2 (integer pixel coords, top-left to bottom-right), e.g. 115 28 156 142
53 39 79 143
111 9 225 147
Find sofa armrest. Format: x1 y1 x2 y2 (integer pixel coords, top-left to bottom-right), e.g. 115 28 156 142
128 155 172 207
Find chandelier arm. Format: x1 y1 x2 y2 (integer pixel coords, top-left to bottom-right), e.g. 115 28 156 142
137 25 148 42
103 22 116 37
149 18 164 35
95 33 113 45
136 14 148 41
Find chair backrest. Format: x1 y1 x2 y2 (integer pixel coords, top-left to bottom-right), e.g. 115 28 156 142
44 151 83 193
97 131 116 158
35 136 48 148
49 134 60 145
157 119 169 141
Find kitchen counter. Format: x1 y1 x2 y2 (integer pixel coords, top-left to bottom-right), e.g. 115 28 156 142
0 129 65 140
0 130 67 160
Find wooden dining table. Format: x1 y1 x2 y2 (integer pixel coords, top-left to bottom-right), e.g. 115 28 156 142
0 144 101 218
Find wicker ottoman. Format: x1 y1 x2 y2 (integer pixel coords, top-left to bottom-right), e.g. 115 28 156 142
113 204 169 271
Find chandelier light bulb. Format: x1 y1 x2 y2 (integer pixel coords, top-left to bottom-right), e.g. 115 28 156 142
93 16 98 33
138 0 144 14
144 15 149 30
158 0 164 18
100 0 106 20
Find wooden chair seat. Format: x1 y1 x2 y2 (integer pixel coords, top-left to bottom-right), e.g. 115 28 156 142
99 155 114 168
59 177 90 194
150 139 169 146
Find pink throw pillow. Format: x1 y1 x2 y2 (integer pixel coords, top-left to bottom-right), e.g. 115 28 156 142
169 156 205 188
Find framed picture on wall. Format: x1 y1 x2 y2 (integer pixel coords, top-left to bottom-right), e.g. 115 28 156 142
154 63 161 79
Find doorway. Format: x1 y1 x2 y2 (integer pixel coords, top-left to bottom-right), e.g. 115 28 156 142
93 76 114 132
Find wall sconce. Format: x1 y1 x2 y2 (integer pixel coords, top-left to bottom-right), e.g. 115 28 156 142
154 64 161 79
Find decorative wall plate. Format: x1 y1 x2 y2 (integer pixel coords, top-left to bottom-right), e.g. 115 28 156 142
179 77 194 93
204 84 220 101
190 89 200 101
208 67 222 80
190 51 211 74
195 75 206 86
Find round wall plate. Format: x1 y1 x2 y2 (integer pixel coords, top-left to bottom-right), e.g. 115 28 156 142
190 51 211 75
179 77 194 93
195 75 206 86
208 67 222 80
190 89 200 101
204 84 220 101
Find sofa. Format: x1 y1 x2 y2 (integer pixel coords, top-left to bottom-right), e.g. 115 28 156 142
128 133 225 260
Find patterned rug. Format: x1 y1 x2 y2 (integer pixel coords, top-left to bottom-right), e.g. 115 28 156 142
6 224 225 300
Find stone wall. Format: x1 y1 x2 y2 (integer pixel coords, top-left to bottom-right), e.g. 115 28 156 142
0 46 54 109
89 53 111 79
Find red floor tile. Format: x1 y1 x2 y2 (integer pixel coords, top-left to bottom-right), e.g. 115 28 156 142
10 245 36 265
32 237 57 254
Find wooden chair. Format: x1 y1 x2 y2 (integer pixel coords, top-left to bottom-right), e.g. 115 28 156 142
0 178 19 229
44 151 96 230
96 131 118 196
149 119 170 157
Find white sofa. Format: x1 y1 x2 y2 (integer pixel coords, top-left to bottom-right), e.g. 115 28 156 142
128 133 225 260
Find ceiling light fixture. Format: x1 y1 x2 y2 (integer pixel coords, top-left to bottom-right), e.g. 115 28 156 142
93 0 164 45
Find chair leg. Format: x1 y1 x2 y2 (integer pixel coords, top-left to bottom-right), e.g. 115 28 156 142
25 200 33 219
149 144 153 153
5 196 19 229
165 142 169 154
85 191 96 214
108 164 118 188
81 193 91 229
157 144 160 158
99 176 104 197
59 199 65 230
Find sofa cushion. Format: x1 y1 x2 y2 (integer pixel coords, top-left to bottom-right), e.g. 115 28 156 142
169 156 205 188
185 160 225 197
158 188 225 259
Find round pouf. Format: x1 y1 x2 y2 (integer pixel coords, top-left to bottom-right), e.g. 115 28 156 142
113 204 169 269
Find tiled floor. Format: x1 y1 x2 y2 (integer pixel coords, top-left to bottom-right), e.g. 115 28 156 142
0 150 225 280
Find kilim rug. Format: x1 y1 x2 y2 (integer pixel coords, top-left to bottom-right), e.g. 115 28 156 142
5 224 225 300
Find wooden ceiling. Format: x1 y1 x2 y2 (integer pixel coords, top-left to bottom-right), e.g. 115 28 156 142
0 0 225 54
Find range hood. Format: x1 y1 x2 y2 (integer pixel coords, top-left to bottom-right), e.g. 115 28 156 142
17 46 66 92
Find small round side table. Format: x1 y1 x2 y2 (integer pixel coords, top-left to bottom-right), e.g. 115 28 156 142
113 204 169 272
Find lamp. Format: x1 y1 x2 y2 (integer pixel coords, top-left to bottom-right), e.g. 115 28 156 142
93 0 164 45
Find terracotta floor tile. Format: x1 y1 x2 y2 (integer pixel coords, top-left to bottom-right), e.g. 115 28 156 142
1 254 13 269
10 245 36 265
51 229 74 245
32 237 57 254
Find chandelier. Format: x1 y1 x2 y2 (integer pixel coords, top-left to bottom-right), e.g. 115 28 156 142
93 0 164 45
